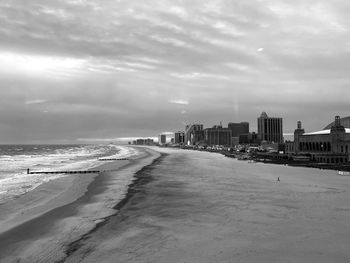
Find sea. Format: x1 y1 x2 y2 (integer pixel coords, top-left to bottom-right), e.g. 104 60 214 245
0 144 137 204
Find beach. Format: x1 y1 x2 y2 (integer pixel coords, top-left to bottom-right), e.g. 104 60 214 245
2 147 350 262
65 148 350 263
0 146 161 262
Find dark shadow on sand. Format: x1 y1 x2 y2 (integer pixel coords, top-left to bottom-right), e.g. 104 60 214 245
61 153 167 262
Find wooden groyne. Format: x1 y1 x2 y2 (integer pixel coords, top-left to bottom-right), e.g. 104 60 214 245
25 156 130 175
98 158 129 161
27 169 100 175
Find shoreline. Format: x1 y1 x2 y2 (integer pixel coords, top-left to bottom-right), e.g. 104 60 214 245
175 147 350 172
0 146 161 262
0 172 97 234
63 148 350 263
0 152 131 235
63 152 167 260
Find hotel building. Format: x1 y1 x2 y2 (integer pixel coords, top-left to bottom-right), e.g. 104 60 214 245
204 125 232 146
185 124 204 145
257 112 283 143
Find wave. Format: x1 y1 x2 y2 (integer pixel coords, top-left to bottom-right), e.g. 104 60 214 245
0 144 139 204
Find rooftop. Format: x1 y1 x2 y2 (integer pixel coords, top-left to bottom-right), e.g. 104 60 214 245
304 128 350 135
324 116 350 129
260 112 268 118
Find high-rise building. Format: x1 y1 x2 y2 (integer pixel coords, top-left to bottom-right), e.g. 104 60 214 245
174 131 185 144
257 112 283 143
158 134 167 145
185 124 204 145
204 125 232 146
228 122 249 137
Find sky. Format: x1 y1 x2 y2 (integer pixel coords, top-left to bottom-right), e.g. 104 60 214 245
0 0 350 144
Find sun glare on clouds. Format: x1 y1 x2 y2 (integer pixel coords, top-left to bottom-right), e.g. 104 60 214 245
0 52 86 79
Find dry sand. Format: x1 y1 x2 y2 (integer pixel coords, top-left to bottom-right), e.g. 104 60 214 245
64 148 350 263
0 146 160 263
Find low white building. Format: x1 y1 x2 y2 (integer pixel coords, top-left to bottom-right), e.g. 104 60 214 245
286 116 350 163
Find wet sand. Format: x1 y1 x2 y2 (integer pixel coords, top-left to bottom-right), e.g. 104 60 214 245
0 146 160 263
65 148 350 263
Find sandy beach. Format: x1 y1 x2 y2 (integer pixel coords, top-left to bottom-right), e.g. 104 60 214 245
64 148 350 263
2 147 350 262
0 146 161 263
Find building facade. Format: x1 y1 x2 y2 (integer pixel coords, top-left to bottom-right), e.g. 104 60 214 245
286 116 350 163
174 131 185 144
239 132 259 144
158 134 167 145
204 125 232 146
228 122 249 137
257 112 283 143
185 124 204 145
134 138 154 145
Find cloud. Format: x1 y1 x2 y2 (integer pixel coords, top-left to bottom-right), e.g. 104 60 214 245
169 99 189 105
25 99 47 105
0 51 86 79
0 0 350 142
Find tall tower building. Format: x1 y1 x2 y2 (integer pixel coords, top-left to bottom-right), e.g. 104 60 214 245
257 112 283 143
294 121 305 153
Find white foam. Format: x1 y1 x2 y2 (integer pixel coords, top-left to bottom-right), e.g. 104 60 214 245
0 145 139 203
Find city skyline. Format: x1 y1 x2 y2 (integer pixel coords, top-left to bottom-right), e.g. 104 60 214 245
1 0 350 143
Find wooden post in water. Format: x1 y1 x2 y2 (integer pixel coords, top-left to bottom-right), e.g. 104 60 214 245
27 168 30 174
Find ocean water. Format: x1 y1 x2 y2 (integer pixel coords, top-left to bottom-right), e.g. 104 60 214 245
0 144 137 204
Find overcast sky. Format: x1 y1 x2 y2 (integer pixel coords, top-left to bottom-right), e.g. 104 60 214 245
0 0 350 143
